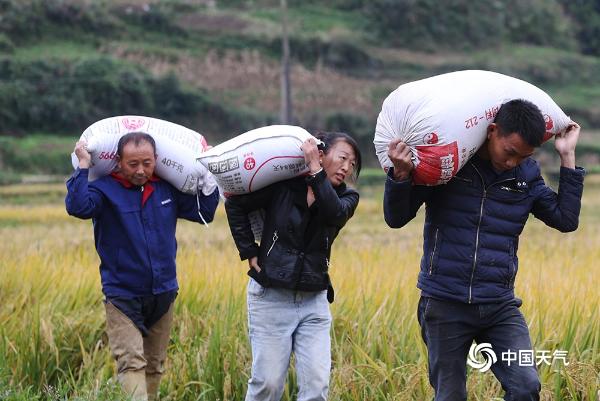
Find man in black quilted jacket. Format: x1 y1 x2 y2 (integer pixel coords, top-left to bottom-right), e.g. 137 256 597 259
383 99 584 401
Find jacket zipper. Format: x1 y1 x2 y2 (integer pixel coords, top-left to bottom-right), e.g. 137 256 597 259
325 236 330 269
428 228 439 275
468 186 486 303
508 259 516 287
500 186 525 193
266 230 278 257
452 175 472 183
468 163 518 303
508 243 516 287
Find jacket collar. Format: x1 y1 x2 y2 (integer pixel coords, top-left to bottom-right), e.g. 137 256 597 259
470 155 531 186
496 158 534 184
333 181 348 195
110 173 160 188
110 173 160 206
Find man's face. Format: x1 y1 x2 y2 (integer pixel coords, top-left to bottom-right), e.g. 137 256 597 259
486 124 535 172
117 141 156 186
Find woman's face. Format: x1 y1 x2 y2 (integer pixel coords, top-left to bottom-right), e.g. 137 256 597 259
321 140 356 186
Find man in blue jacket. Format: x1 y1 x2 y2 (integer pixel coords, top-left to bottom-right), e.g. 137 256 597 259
66 132 219 401
383 99 584 401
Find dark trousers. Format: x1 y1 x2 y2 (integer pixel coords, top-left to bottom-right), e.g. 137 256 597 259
417 296 541 401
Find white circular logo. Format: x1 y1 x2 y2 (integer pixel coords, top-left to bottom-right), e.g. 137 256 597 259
467 342 497 372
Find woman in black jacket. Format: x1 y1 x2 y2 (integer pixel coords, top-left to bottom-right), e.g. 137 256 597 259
225 131 361 401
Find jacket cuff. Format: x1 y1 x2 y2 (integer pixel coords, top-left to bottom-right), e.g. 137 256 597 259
239 245 259 261
305 169 327 185
559 166 585 181
386 167 412 186
74 167 89 178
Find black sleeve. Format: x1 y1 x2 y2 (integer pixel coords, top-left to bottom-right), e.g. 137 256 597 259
306 170 359 229
224 185 276 260
383 167 435 228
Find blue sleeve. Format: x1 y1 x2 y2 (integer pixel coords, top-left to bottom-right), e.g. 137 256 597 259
65 168 104 219
383 167 435 228
531 166 585 232
176 187 220 224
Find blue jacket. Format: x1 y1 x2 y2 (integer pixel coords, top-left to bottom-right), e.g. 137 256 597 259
384 156 584 304
66 168 219 297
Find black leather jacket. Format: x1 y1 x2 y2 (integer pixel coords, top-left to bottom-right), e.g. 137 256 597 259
225 170 359 300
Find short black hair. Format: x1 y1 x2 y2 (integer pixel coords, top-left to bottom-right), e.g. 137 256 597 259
494 99 545 147
314 131 362 179
116 132 156 158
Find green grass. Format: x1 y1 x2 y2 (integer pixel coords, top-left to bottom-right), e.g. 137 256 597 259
248 5 368 37
470 45 600 83
548 85 600 111
355 167 386 188
0 135 76 179
2 134 75 150
0 183 68 206
11 41 100 62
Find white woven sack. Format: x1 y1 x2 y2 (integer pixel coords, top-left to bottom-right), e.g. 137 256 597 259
197 125 317 196
71 116 210 194
374 70 571 185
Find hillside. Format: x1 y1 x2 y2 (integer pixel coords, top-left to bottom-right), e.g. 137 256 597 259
1 0 599 173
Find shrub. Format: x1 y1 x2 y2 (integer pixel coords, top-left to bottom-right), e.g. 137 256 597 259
0 34 14 53
0 0 117 42
268 36 378 70
323 112 378 166
0 56 274 144
559 0 600 56
365 0 577 51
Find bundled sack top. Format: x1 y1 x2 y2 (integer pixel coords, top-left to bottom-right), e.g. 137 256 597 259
374 70 571 185
197 125 320 196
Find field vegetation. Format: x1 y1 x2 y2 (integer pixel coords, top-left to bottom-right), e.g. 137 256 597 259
0 178 598 400
1 2 599 396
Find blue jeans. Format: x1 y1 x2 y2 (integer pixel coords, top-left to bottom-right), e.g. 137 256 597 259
417 296 540 401
245 278 332 401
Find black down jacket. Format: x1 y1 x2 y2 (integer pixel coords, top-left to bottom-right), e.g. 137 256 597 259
384 155 584 304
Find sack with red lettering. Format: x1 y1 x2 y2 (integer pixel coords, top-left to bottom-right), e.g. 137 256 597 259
71 116 212 194
197 125 317 196
374 70 571 185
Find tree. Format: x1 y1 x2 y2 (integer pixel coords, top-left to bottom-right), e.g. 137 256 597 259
279 0 293 124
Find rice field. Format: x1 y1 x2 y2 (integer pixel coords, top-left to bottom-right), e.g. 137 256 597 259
0 178 598 400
